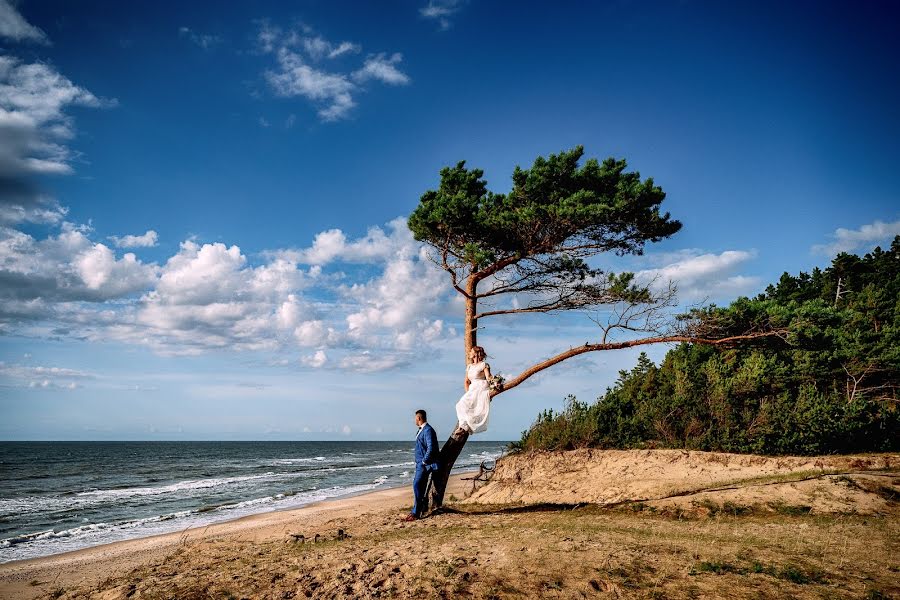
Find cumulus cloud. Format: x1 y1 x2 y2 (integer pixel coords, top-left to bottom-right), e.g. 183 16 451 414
301 349 328 368
0 0 47 44
109 240 319 353
279 216 410 265
256 21 408 121
284 218 451 369
1 214 454 370
0 222 158 302
109 229 158 248
811 219 900 256
634 249 761 301
420 0 465 30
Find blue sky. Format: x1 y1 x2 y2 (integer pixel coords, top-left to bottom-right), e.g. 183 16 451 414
1 0 898 441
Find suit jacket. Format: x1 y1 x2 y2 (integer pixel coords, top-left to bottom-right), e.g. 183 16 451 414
415 423 439 471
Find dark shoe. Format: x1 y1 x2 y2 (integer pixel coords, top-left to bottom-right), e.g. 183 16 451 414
402 514 417 522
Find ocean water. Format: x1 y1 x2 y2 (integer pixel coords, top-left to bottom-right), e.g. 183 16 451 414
0 440 507 564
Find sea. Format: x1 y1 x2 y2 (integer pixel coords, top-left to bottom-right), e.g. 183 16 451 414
0 440 507 564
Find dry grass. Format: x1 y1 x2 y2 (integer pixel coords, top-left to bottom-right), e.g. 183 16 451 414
45 503 898 599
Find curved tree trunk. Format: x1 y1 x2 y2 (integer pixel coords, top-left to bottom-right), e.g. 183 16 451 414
428 274 477 511
427 428 470 511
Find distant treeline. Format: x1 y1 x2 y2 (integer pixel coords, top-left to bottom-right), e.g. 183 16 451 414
514 237 900 455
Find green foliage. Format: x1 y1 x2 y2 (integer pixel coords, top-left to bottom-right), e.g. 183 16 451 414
408 146 682 267
515 238 900 455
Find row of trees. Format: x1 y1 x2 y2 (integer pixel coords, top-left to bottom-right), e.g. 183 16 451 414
514 238 900 455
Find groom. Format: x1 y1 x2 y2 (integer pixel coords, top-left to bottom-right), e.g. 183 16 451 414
405 409 439 521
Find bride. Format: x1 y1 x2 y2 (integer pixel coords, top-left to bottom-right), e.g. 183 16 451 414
454 345 493 435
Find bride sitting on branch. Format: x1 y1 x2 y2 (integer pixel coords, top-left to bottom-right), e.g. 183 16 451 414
454 345 494 436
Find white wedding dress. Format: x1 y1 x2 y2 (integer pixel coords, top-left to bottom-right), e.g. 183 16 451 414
456 361 491 434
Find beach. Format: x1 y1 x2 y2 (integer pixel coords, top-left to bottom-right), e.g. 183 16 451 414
0 441 507 564
2 450 898 599
0 473 477 599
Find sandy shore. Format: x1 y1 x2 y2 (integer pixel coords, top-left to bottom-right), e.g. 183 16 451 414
0 473 476 599
2 452 898 599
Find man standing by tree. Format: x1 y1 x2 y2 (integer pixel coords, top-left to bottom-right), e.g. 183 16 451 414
405 409 439 521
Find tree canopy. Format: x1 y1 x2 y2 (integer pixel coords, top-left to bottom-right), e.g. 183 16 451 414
408 146 682 326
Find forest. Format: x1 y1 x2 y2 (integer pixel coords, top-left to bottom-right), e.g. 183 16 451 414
515 237 900 455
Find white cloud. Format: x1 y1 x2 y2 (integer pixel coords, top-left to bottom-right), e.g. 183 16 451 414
0 222 158 301
257 21 408 121
302 36 360 60
120 241 316 353
420 0 465 30
109 230 158 248
352 53 410 85
294 319 333 347
634 249 761 301
76 243 156 294
301 349 328 368
265 47 356 121
0 0 47 44
0 56 114 176
811 219 900 256
276 293 307 329
338 351 409 373
0 191 66 225
338 235 449 366
281 216 409 265
0 361 92 390
0 362 93 379
0 55 114 227
2 215 455 369
26 379 78 390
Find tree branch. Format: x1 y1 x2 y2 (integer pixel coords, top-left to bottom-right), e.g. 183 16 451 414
471 254 521 282
491 330 787 398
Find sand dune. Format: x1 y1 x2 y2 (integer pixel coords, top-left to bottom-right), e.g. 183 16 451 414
463 448 900 515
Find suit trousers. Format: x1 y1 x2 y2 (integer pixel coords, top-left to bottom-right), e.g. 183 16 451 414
411 464 429 517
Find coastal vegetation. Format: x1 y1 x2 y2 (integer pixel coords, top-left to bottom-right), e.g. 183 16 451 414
515 238 900 455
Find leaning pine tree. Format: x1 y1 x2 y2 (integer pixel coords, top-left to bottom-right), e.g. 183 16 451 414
408 146 791 511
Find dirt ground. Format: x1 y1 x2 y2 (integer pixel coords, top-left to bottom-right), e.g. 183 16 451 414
2 452 898 599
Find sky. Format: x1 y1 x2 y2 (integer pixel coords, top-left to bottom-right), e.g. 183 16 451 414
0 0 898 441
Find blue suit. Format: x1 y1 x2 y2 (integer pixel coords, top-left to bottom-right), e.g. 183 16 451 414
412 422 439 517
